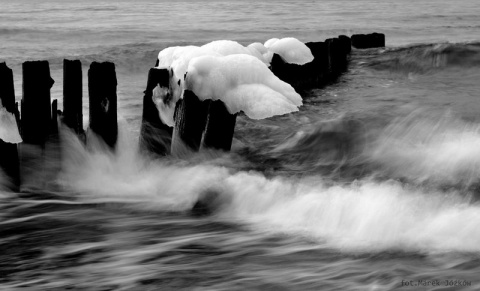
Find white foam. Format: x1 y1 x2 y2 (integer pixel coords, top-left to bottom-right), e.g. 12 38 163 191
57 122 480 254
0 107 22 144
223 173 480 253
264 37 314 65
368 113 480 185
185 54 302 119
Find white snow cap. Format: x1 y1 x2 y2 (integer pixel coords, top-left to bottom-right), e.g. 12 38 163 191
247 42 274 64
154 39 305 125
264 37 314 65
0 107 22 144
185 54 302 119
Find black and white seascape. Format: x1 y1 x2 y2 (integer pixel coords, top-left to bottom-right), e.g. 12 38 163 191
1 0 480 290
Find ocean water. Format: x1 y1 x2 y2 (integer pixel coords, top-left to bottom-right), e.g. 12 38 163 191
1 0 480 290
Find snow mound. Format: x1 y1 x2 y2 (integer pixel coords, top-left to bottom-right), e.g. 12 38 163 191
185 54 302 119
248 42 274 64
264 37 314 65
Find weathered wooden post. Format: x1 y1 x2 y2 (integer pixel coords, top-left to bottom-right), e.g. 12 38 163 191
51 99 58 135
352 33 385 49
171 90 210 155
88 61 118 148
338 35 352 55
139 68 172 156
201 100 237 151
0 62 20 190
372 33 386 47
19 61 55 190
21 61 54 145
63 59 83 134
305 41 329 85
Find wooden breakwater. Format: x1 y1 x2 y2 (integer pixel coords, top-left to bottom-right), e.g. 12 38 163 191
0 33 385 191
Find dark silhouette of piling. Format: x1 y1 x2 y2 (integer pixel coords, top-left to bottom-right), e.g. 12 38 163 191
0 62 20 190
21 61 54 145
171 90 210 155
305 41 329 85
63 59 83 134
88 62 118 148
351 33 385 49
326 37 348 76
338 35 352 55
139 68 173 156
201 100 237 151
269 54 302 88
51 99 58 135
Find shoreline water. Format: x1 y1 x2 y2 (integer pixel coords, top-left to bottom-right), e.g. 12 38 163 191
2 0 480 290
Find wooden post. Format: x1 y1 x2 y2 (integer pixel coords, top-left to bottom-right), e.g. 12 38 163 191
171 90 210 155
305 41 329 85
19 61 55 190
338 35 352 55
88 62 117 148
201 100 237 151
21 61 54 145
352 33 385 49
139 68 173 156
51 99 58 135
63 59 83 134
0 62 20 190
372 33 386 47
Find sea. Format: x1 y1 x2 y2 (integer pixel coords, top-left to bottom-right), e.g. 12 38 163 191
1 0 480 290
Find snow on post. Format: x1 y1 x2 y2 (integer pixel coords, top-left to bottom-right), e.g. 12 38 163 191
88 62 118 149
173 54 301 153
0 62 21 190
63 59 83 134
267 39 316 89
155 41 303 154
140 68 172 156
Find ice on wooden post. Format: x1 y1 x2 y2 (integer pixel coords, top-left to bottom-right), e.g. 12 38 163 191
0 62 21 190
139 68 173 156
264 37 314 65
175 54 301 153
266 38 318 89
63 59 83 134
88 62 118 149
156 42 303 154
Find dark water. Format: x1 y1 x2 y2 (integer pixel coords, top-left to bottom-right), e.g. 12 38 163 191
2 0 480 290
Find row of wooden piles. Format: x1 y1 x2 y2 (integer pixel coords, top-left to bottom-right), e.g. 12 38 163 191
0 60 118 191
142 33 386 156
0 33 385 192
